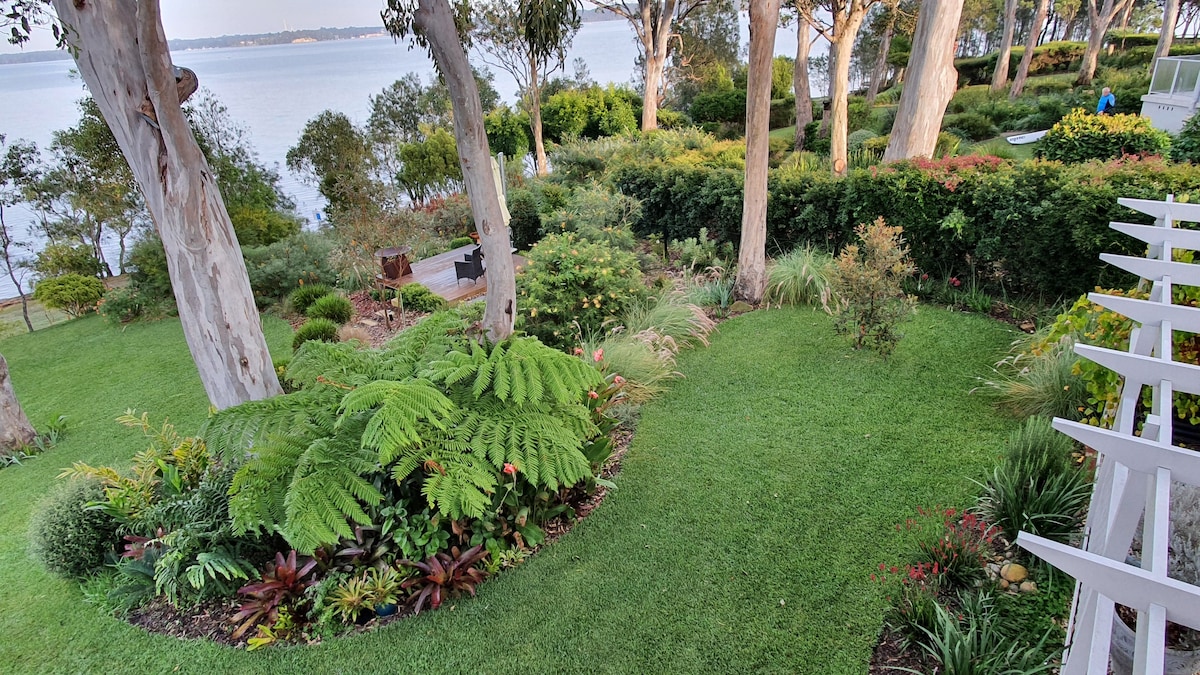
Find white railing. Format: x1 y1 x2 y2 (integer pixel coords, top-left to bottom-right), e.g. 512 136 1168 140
1017 196 1200 675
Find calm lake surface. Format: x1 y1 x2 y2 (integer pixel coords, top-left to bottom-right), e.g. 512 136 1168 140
0 20 815 299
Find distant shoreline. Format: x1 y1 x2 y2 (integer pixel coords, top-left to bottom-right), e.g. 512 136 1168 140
0 10 621 66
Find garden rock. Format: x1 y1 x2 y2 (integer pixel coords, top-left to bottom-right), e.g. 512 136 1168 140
1019 580 1037 593
1000 562 1028 583
729 300 754 314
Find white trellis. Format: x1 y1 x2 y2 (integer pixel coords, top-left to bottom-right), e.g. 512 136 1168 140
1016 196 1200 675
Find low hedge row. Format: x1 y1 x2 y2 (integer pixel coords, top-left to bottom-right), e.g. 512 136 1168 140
612 156 1200 299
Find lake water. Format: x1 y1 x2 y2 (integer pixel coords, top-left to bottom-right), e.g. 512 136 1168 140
0 20 817 299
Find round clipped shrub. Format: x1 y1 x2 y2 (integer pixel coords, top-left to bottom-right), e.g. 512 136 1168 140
1038 109 1171 162
32 274 106 317
288 283 334 315
29 478 119 578
517 233 646 348
941 111 998 141
293 318 341 350
306 293 353 325
847 129 878 152
399 283 446 314
449 236 475 249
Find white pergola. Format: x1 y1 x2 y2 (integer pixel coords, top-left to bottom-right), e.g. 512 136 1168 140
1017 196 1200 675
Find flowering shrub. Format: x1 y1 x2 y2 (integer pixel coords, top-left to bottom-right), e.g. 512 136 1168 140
916 509 998 589
517 233 646 348
1037 109 1171 163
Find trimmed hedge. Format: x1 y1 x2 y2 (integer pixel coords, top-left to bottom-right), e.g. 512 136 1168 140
956 41 1086 86
611 156 1200 299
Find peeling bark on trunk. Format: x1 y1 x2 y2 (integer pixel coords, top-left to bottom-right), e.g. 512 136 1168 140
1153 0 1182 73
1077 0 1124 86
883 0 964 161
51 0 281 410
735 0 782 305
794 15 814 151
992 0 1019 92
0 353 35 454
414 0 515 341
1010 0 1051 99
828 13 863 177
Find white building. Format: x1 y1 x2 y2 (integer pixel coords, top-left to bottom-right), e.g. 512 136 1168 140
1140 55 1200 133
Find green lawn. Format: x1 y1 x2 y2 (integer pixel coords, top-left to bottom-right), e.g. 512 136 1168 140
0 307 1017 674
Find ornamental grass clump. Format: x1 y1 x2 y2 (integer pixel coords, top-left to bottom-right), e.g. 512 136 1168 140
828 217 916 357
764 243 834 308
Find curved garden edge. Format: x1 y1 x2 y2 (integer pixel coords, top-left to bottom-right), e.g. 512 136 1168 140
0 305 1019 673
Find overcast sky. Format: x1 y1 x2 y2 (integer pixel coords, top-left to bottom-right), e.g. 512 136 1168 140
4 0 391 52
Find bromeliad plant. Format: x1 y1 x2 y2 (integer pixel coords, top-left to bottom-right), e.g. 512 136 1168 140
231 550 318 640
399 544 490 615
202 311 606 554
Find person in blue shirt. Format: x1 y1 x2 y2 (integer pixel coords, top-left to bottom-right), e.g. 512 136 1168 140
1097 87 1116 115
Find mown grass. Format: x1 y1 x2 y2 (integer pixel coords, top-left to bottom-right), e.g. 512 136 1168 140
0 307 1016 674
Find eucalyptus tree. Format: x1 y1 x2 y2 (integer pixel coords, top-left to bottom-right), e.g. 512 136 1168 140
883 0 965 160
383 0 516 341
1078 0 1135 84
809 0 885 176
7 0 282 409
591 0 711 130
992 0 1019 91
473 0 582 176
671 0 739 107
287 110 381 217
1153 0 1182 72
789 1 816 150
0 352 35 456
735 0 783 305
1010 0 1052 98
0 135 36 333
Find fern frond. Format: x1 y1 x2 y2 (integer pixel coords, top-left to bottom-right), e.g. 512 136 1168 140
200 389 339 465
450 399 594 490
420 452 496 520
184 549 256 590
287 340 385 389
339 381 455 464
425 337 602 406
228 433 309 536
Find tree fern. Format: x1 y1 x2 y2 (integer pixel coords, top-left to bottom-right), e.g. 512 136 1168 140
419 450 497 520
448 400 594 490
200 389 340 465
286 341 386 389
339 380 455 464
424 336 602 406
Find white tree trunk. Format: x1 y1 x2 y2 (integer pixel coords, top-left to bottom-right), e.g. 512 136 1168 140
1153 0 1182 72
794 15 814 151
735 0 783 305
414 0 516 341
992 0 1019 91
50 0 281 410
643 52 666 130
530 58 549 176
866 16 895 104
1010 0 1051 99
828 11 865 177
883 0 965 161
0 353 35 454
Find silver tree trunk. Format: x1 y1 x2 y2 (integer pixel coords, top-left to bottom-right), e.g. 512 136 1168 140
1010 0 1051 99
530 58 549 176
794 15 814 151
0 353 35 453
735 0 783 304
992 0 1019 91
828 10 865 177
1153 0 1182 73
50 0 281 410
414 0 516 341
883 0 965 161
866 19 894 104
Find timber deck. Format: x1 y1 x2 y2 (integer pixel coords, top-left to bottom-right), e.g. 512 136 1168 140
384 244 527 306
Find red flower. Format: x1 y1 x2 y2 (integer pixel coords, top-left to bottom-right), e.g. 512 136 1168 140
950 277 962 287
574 347 584 356
502 463 517 475
588 390 599 400
593 348 604 362
921 273 929 281
613 375 626 386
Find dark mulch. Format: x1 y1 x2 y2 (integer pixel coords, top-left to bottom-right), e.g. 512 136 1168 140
869 627 930 674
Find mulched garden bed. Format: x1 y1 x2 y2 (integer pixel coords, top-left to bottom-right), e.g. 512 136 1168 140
122 422 636 647
869 627 932 675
